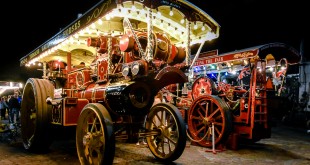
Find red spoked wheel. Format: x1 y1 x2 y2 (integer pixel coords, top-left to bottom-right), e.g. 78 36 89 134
191 77 216 100
187 95 232 148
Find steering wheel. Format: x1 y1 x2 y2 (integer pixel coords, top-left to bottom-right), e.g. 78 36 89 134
191 77 216 100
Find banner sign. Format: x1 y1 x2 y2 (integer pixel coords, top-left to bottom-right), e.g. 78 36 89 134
194 49 258 66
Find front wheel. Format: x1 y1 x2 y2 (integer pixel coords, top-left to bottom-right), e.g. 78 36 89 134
76 103 115 165
187 95 232 148
21 78 54 152
145 103 186 162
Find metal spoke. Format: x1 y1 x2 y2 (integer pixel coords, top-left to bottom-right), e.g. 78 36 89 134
164 135 177 145
208 108 220 119
196 125 207 135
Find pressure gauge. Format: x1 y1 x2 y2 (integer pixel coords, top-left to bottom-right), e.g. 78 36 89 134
76 71 84 86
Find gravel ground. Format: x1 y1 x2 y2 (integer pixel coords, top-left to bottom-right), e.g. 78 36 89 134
0 120 309 165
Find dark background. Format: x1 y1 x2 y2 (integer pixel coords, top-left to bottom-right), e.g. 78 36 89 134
1 0 307 83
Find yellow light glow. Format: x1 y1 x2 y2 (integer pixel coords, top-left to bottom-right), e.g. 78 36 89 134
180 18 185 24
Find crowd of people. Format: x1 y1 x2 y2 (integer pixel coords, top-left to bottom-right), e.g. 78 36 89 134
0 92 21 124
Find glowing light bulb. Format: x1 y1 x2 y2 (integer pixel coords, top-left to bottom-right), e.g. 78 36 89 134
105 14 110 20
157 11 161 16
180 18 185 24
131 5 136 11
160 20 164 27
194 24 198 29
98 19 103 25
269 67 274 71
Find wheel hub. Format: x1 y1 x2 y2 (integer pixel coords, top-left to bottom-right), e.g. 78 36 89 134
158 125 171 139
202 117 212 126
83 132 93 146
200 88 205 94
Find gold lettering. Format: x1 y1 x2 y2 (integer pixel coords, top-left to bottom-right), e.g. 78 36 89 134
29 49 40 58
20 58 28 65
233 51 254 59
41 43 50 52
63 20 81 36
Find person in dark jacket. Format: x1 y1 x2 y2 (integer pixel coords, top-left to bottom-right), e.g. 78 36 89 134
0 96 9 120
8 92 20 123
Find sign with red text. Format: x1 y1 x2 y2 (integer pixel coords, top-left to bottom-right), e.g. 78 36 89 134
194 49 258 66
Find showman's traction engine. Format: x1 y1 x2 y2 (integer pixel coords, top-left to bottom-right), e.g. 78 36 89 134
19 0 220 164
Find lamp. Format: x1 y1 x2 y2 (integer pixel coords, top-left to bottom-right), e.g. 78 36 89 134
169 7 173 16
194 22 198 29
180 17 185 24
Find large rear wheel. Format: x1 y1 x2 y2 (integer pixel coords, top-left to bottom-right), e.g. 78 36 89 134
187 95 232 148
76 103 115 165
20 78 54 152
145 103 186 162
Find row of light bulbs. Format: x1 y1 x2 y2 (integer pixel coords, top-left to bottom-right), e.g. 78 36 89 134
190 64 286 75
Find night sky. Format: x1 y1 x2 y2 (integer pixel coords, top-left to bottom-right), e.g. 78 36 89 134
1 0 307 83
